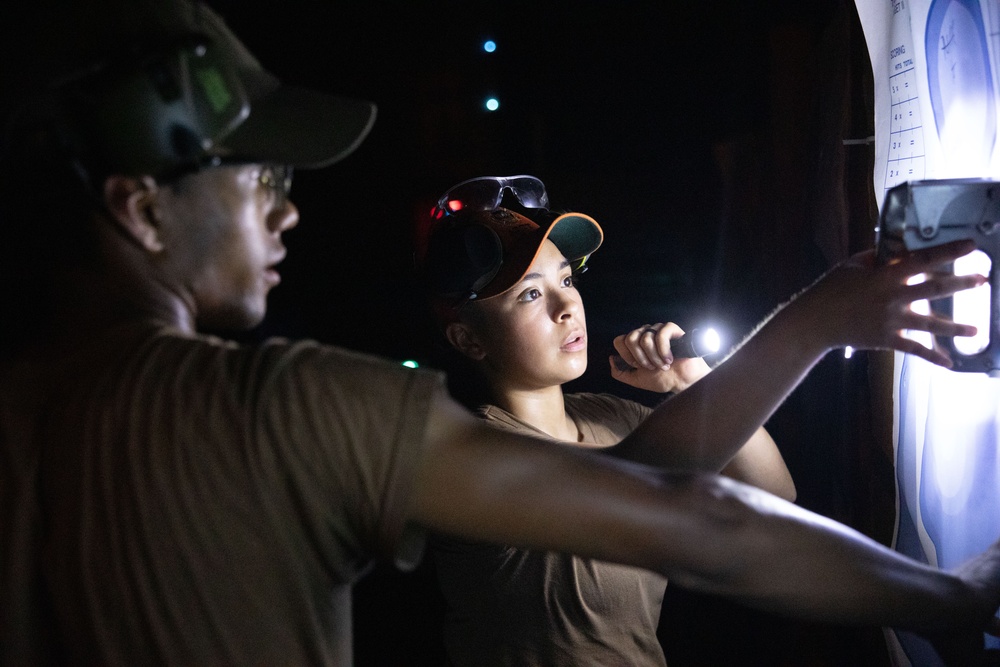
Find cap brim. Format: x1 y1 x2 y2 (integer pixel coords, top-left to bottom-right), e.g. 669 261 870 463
477 211 604 301
546 212 604 265
222 84 377 169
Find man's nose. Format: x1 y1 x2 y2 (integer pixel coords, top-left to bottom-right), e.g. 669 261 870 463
268 199 299 234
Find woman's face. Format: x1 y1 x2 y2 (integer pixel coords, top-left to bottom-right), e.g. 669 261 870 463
466 239 588 390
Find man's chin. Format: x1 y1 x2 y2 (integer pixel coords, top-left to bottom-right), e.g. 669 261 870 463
198 301 267 334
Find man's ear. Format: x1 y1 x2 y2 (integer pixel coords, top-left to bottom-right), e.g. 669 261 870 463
444 321 487 361
102 175 164 253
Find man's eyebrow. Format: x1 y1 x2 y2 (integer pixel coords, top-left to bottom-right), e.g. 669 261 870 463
519 259 571 283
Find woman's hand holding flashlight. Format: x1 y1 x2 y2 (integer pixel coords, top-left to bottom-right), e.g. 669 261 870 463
609 322 712 393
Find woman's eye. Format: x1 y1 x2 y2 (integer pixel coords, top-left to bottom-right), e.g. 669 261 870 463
520 288 542 302
561 272 582 289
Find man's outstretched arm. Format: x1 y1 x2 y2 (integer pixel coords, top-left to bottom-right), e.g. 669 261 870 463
409 390 1000 646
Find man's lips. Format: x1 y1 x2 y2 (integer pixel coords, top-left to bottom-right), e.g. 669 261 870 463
265 250 286 286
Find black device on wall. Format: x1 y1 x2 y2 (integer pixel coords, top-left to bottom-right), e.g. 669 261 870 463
877 178 1000 376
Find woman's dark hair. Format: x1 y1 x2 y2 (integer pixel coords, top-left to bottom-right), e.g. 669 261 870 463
427 335 494 412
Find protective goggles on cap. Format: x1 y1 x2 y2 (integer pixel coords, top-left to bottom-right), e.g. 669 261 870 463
431 175 549 219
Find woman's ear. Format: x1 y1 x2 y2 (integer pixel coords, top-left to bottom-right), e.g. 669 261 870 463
102 175 164 253
445 321 487 361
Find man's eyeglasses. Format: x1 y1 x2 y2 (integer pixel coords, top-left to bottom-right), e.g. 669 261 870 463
158 161 293 207
431 175 549 219
257 164 293 206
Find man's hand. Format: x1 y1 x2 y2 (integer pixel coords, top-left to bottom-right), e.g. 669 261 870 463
926 630 999 667
925 537 1000 666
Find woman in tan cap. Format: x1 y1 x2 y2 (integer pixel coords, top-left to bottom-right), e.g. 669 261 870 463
417 175 794 666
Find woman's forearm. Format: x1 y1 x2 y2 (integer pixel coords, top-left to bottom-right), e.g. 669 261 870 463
616 298 826 470
614 242 985 473
719 426 795 500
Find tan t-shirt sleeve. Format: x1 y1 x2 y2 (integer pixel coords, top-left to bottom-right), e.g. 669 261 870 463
260 340 446 573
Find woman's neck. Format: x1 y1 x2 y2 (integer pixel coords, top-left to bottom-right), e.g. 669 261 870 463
490 384 580 443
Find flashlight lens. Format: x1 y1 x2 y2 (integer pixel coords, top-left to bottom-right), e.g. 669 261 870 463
701 328 721 354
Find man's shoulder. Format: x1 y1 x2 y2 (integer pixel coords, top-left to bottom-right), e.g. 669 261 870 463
141 330 444 394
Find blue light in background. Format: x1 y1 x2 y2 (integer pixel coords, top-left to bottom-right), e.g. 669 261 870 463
485 97 500 112
483 40 496 53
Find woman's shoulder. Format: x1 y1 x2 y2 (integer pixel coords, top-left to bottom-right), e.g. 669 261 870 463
564 392 648 415
564 393 652 436
476 404 543 435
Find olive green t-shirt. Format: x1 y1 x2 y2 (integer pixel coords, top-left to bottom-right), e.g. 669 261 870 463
433 393 668 667
1 325 442 665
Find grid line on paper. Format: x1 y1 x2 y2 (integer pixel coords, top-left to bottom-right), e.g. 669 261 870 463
885 65 925 191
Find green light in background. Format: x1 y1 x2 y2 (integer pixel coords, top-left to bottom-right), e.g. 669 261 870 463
402 360 419 369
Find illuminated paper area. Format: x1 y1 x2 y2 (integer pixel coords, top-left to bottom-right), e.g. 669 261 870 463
855 1 1000 664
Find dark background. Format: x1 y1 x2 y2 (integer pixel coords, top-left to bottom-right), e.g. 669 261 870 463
211 1 895 664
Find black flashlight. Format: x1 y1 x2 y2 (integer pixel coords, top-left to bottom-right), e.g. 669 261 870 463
611 328 719 371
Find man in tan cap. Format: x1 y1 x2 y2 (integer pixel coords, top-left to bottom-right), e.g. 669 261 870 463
1 2 999 665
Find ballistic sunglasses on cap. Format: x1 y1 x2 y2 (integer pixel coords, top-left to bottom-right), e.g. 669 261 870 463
431 175 550 219
421 174 603 309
